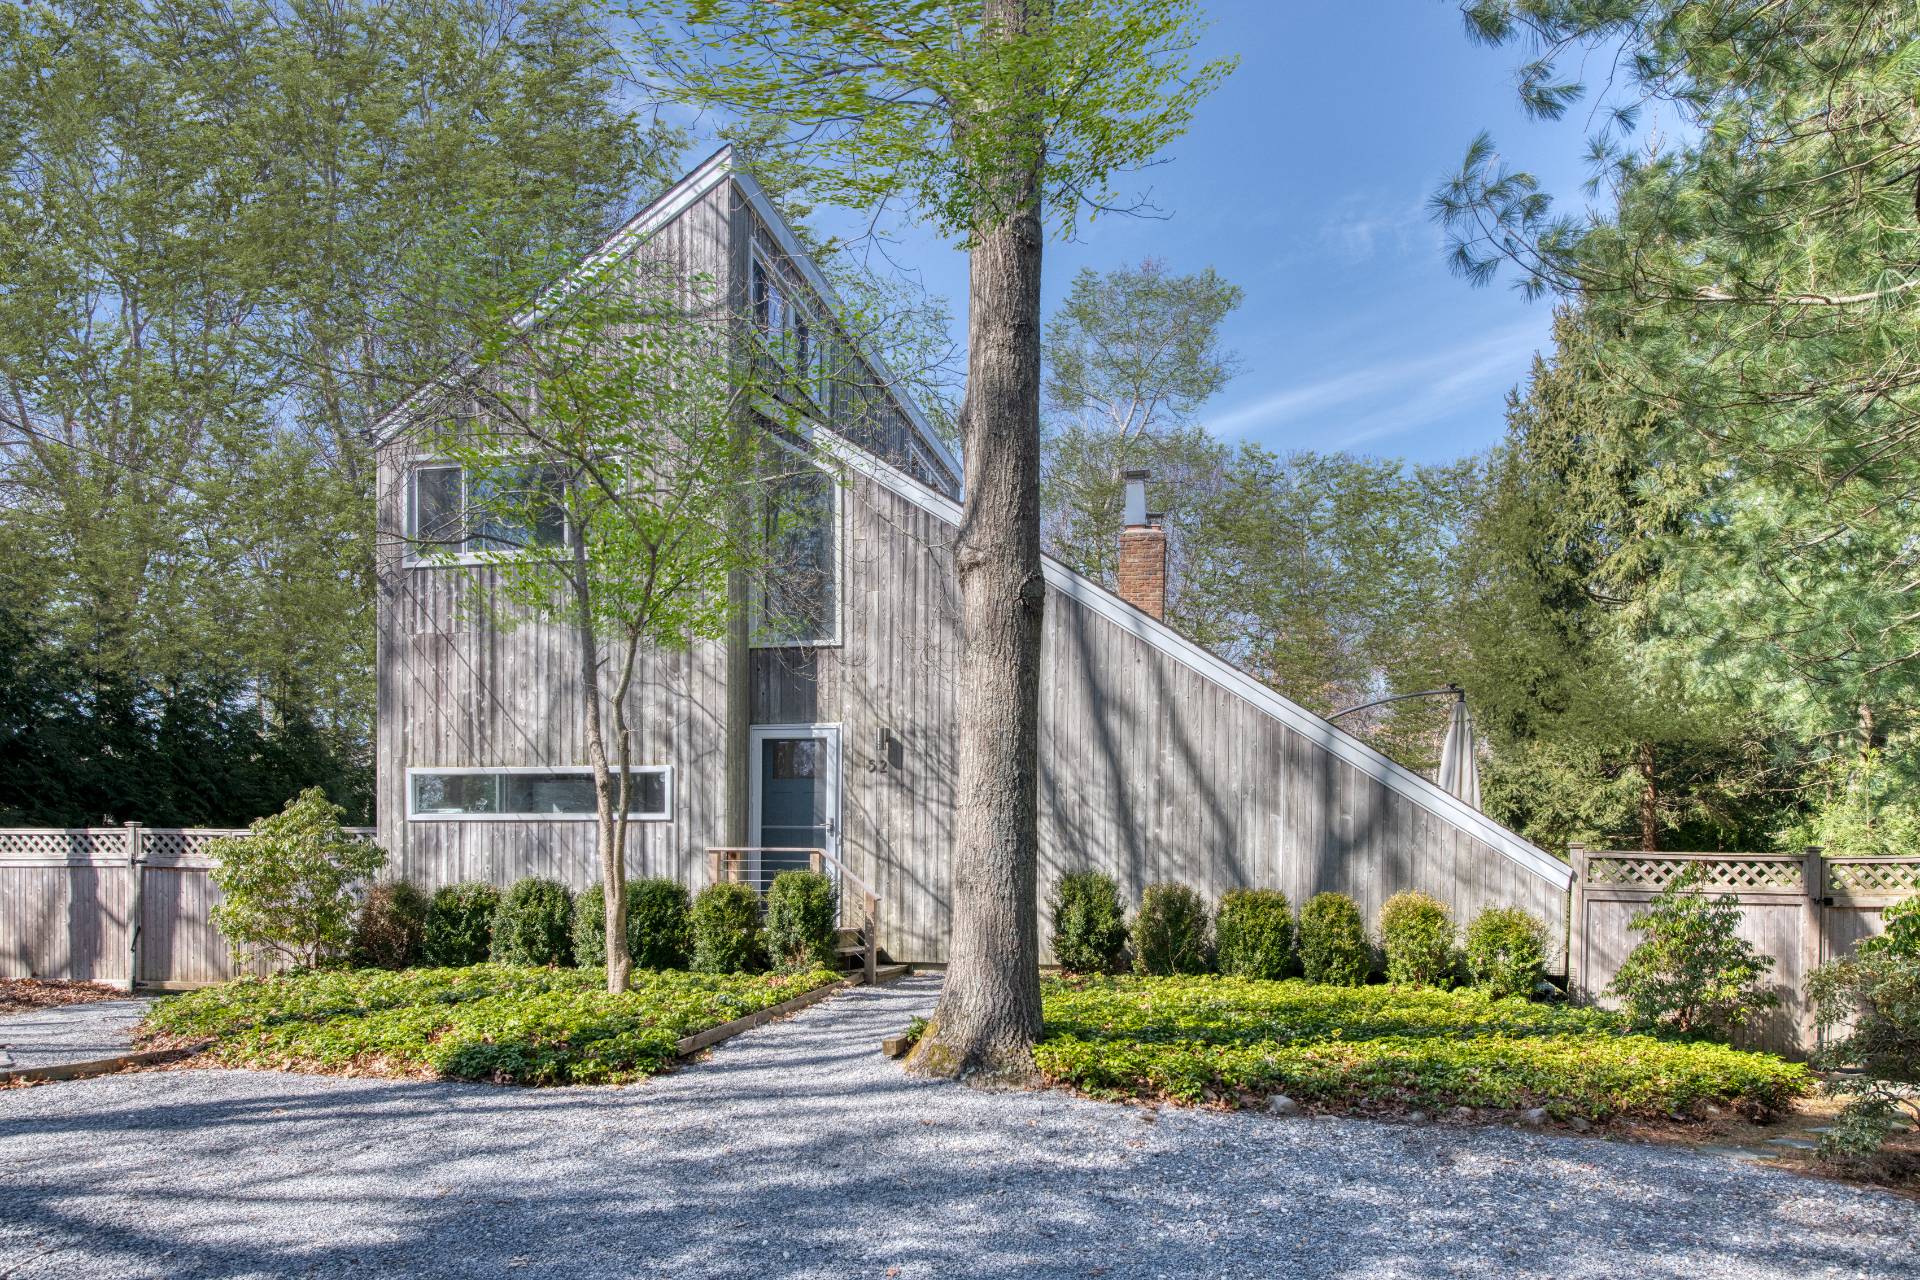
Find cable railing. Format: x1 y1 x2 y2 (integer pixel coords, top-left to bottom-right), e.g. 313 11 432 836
705 846 881 985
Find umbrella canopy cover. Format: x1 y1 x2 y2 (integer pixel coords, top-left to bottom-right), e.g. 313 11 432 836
1436 697 1480 810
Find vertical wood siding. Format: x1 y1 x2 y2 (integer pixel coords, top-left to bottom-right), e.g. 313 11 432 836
374 181 737 895
759 473 1569 966
373 171 1569 966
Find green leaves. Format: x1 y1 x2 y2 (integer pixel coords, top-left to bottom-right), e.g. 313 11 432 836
206 788 387 969
637 0 1232 241
1606 871 1779 1040
1035 974 1811 1114
143 962 841 1085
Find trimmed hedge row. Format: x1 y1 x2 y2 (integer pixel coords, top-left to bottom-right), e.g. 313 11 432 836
1046 871 1548 999
352 870 839 978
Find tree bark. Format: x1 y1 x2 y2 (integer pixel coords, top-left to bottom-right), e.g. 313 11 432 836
572 526 631 993
910 19 1047 1080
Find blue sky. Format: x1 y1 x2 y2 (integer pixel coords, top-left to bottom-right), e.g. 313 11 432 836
783 1 1614 467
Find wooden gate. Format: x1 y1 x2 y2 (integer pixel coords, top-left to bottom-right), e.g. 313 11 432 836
1568 845 1920 1056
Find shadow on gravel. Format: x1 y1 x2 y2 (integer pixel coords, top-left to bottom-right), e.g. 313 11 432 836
0 979 1908 1279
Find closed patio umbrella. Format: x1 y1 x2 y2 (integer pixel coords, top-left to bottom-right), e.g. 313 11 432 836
1436 693 1480 810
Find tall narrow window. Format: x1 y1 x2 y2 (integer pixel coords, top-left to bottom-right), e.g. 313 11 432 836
754 463 839 645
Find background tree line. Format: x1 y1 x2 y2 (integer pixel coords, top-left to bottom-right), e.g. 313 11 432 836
0 0 678 824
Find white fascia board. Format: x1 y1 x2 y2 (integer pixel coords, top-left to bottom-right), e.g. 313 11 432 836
727 166 964 485
369 147 737 447
820 433 1572 891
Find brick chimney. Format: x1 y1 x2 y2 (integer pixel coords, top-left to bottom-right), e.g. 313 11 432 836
1116 468 1166 620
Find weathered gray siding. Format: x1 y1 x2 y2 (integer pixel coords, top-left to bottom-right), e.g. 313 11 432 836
373 158 1568 966
374 177 738 892
764 469 1568 965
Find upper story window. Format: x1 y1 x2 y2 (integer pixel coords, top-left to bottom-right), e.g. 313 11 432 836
406 462 565 560
751 251 829 410
753 459 839 646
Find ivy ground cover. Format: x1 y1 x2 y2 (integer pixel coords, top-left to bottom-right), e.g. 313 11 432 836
142 964 841 1085
1035 976 1812 1119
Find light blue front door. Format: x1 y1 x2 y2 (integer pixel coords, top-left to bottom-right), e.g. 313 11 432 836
752 727 839 882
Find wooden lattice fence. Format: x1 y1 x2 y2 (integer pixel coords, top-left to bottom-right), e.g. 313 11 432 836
0 824 377 989
1569 845 1920 1056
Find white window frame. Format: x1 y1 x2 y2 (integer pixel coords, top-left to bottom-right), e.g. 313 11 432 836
404 765 674 822
750 441 843 649
402 456 569 567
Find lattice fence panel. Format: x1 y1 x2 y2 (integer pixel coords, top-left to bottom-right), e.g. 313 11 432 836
0 828 126 860
1586 855 1804 892
142 829 250 863
1826 859 1920 897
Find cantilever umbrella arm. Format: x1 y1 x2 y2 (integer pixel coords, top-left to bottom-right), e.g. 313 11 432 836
1327 683 1463 722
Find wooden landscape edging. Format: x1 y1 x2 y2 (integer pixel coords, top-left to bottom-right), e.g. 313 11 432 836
0 1040 211 1086
673 979 847 1058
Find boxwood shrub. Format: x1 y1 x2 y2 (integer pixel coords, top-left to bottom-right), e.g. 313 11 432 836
1464 906 1548 1000
1215 888 1295 980
351 880 429 970
1049 871 1131 974
1132 883 1212 976
422 882 501 967
573 879 694 971
1297 892 1369 986
490 878 575 967
1379 891 1456 988
692 881 765 974
764 871 838 970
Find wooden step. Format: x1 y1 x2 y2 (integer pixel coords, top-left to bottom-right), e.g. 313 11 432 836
855 963 910 986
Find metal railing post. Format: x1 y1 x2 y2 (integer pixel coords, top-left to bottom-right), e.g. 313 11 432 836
124 821 143 992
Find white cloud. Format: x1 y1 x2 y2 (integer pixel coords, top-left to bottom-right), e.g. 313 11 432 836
1204 319 1547 449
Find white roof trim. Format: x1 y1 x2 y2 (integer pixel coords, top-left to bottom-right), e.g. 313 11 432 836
819 433 1572 891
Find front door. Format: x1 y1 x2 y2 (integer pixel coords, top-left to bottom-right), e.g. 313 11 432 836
749 725 841 888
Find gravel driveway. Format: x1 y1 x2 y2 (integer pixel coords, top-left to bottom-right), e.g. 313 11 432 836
0 998 150 1072
0 975 1912 1279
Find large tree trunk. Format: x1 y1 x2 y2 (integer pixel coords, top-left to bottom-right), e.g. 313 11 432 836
910 60 1047 1080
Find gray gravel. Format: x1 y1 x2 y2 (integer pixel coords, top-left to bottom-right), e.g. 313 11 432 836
0 975 1914 1279
0 998 150 1071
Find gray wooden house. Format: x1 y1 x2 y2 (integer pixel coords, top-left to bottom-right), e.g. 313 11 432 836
374 148 1572 965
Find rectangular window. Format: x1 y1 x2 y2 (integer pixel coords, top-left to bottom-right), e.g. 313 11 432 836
406 767 672 821
406 462 566 559
753 462 839 646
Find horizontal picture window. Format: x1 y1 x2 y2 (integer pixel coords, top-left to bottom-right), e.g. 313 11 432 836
406 767 671 822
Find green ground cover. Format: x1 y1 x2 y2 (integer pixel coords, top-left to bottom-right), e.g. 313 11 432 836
142 964 841 1085
1035 975 1812 1118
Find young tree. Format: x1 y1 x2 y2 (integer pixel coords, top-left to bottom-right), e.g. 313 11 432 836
412 252 764 992
638 0 1231 1078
